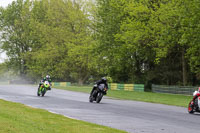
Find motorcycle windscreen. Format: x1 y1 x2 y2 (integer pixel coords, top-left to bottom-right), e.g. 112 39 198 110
44 81 49 87
44 81 49 84
98 84 105 90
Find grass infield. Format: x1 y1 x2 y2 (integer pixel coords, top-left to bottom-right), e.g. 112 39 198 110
54 86 192 107
0 99 126 133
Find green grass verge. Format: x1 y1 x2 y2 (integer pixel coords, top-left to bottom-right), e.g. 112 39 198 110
0 99 126 133
54 86 192 107
0 81 10 85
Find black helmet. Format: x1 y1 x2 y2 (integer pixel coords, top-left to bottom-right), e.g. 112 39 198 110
102 77 107 82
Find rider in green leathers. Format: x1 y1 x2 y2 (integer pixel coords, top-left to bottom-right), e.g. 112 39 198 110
38 75 52 90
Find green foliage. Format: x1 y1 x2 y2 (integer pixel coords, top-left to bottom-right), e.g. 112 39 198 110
95 0 200 86
0 0 97 83
1 0 200 86
181 0 200 75
96 0 156 83
0 0 32 76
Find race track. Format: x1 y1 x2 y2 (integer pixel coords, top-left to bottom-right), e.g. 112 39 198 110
0 85 199 133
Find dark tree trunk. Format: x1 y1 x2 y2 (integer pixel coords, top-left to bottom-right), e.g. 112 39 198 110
78 70 89 85
78 78 84 85
182 48 187 86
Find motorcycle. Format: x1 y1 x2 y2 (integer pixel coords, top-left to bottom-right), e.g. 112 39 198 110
37 81 50 97
188 91 200 114
89 84 108 103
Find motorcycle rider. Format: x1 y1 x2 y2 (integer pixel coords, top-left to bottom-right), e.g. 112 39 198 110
38 75 52 90
90 77 109 97
191 87 200 106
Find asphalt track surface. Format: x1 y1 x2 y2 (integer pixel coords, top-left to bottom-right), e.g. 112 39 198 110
0 85 199 133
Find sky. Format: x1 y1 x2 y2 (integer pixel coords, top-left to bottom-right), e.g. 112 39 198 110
0 0 16 8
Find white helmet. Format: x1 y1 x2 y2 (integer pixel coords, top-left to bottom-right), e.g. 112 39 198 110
46 75 50 79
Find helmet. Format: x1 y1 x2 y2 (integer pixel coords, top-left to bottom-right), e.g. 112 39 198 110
102 77 107 82
46 75 50 79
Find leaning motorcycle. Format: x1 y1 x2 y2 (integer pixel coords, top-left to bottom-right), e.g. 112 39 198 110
188 91 200 114
89 84 108 103
37 81 50 97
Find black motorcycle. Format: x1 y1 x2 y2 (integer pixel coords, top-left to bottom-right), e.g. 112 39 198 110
89 84 108 103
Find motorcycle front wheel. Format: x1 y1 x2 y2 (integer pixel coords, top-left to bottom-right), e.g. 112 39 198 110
41 88 46 97
89 90 96 103
188 101 194 114
37 88 40 96
96 92 103 103
89 95 93 102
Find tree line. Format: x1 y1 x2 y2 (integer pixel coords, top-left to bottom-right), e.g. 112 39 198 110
0 0 200 89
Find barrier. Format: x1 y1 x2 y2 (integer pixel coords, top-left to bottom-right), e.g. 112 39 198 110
51 82 143 92
110 83 118 90
134 84 144 92
124 84 134 91
152 84 197 95
109 83 144 92
52 82 71 87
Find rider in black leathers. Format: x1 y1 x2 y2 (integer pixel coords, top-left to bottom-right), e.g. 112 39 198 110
90 77 108 97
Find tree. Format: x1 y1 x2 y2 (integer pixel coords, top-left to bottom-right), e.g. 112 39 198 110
95 0 132 82
181 0 200 84
95 0 158 83
26 0 97 84
149 0 195 85
0 0 32 77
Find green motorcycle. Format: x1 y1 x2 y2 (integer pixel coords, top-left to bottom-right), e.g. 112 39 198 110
37 81 50 97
